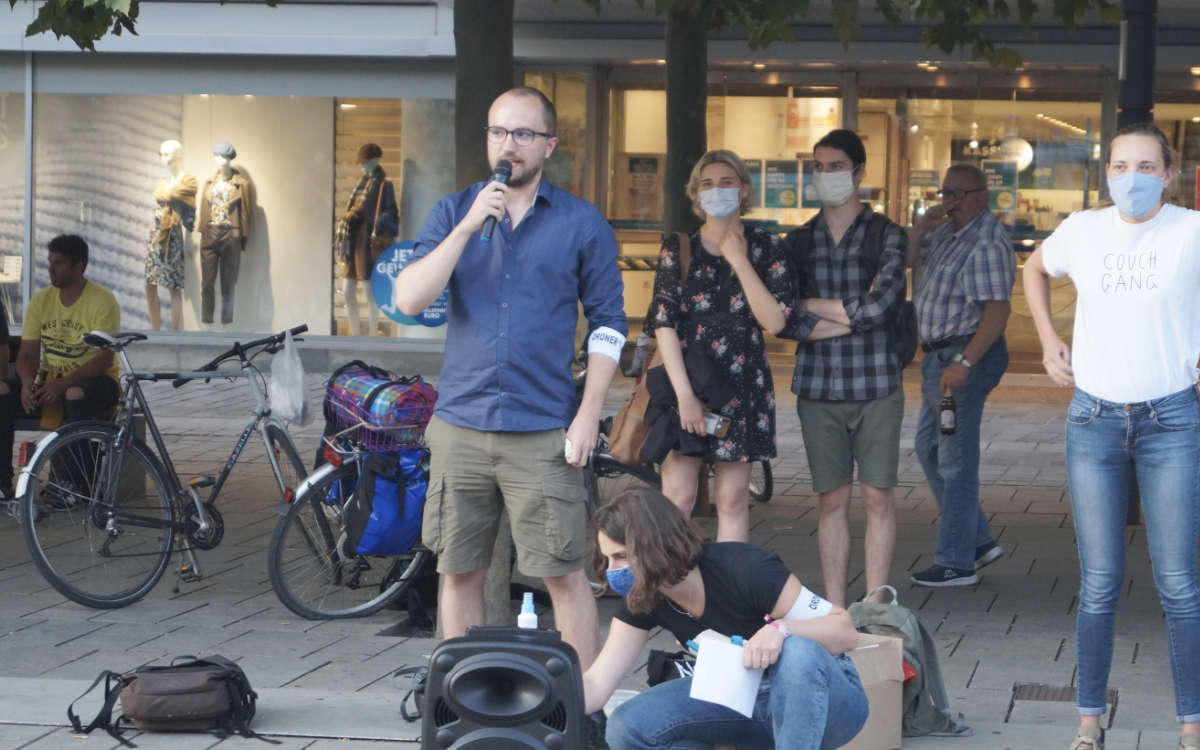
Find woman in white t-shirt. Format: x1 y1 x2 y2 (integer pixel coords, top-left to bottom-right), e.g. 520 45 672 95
1024 122 1200 750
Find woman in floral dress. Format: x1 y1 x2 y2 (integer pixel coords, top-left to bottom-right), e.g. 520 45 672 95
645 149 795 542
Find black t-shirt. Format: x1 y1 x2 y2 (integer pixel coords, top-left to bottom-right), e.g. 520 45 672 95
614 542 791 646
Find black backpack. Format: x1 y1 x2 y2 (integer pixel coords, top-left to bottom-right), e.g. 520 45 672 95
787 212 919 369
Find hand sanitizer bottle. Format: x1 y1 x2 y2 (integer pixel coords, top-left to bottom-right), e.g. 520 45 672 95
517 591 538 629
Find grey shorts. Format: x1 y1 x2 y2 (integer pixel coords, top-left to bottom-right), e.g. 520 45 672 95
422 415 591 578
795 386 904 494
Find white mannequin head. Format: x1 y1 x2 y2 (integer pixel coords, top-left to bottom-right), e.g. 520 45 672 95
159 140 183 175
214 154 234 177
360 157 380 175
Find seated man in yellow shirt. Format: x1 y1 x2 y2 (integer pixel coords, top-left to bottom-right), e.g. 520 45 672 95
0 234 120 506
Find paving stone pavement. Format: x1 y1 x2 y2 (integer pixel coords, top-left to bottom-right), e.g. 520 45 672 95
0 371 1188 749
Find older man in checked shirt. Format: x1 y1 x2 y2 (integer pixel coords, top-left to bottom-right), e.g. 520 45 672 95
907 163 1016 588
781 129 908 607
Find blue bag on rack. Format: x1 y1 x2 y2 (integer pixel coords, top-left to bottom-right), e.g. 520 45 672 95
341 449 429 558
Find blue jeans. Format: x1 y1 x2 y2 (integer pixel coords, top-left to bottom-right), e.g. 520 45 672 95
606 636 868 749
1066 386 1200 723
914 337 1008 570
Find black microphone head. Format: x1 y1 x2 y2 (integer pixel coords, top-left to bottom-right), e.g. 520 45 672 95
493 160 512 181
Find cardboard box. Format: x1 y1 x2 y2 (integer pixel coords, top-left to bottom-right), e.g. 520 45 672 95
842 632 905 750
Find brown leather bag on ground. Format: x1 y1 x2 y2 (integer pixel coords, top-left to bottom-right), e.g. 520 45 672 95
608 231 691 465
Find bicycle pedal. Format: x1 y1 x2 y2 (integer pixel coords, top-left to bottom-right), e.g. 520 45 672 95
188 476 215 489
177 563 202 583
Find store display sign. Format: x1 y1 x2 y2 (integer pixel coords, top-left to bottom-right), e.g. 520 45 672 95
909 169 939 187
626 156 661 221
372 241 447 327
983 160 1018 213
765 160 799 208
800 160 823 208
745 159 762 208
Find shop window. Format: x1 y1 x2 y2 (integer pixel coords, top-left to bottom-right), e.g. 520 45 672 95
0 91 23 328
524 72 590 200
860 96 1103 365
30 93 455 340
32 93 334 335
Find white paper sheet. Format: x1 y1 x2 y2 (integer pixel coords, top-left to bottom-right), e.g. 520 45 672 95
688 629 764 718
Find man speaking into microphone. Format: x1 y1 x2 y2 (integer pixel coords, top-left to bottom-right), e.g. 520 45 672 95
394 87 626 668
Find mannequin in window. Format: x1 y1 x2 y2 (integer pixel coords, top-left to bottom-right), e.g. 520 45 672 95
333 143 398 336
198 141 255 325
146 140 197 330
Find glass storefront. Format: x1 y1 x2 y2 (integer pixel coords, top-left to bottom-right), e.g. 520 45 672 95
26 90 454 339
0 87 23 328
583 77 1200 367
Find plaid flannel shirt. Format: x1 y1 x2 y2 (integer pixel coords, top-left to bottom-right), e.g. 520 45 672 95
914 209 1016 343
781 205 908 401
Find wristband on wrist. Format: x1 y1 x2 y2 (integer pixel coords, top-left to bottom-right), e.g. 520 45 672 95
764 615 790 638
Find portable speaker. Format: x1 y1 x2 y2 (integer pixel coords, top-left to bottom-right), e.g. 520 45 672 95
420 626 586 750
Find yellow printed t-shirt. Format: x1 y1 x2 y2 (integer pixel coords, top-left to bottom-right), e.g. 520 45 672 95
23 280 121 381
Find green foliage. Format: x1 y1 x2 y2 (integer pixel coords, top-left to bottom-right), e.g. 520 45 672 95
8 0 277 51
908 0 1120 69
571 0 1121 67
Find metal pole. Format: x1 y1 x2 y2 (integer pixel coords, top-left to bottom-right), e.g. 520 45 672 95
1117 0 1157 129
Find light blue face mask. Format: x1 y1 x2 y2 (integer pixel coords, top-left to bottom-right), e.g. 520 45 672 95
699 187 741 219
1107 172 1164 219
606 566 635 598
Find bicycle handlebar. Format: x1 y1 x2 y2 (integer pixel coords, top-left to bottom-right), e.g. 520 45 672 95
172 324 308 388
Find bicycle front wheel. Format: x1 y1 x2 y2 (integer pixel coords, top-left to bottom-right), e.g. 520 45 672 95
268 464 433 619
264 423 306 498
20 422 176 609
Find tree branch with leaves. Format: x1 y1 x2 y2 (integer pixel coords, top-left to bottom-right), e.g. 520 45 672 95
8 0 277 51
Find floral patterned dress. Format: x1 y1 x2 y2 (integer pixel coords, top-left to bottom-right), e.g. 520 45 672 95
146 174 198 289
646 225 796 462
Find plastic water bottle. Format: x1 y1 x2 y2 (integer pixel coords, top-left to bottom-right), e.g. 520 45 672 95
517 592 538 629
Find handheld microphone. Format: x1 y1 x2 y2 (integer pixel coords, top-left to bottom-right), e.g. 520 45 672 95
479 160 512 242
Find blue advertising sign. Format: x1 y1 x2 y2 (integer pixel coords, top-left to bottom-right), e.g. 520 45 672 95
371 242 448 327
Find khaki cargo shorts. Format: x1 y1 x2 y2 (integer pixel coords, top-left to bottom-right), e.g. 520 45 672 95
795 385 904 494
422 415 591 578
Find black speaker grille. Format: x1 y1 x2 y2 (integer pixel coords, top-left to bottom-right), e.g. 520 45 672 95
433 696 460 727
540 701 567 732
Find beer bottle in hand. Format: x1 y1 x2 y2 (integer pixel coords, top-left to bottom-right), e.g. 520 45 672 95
939 391 957 435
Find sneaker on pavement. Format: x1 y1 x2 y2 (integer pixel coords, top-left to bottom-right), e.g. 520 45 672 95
1180 732 1200 750
974 542 1005 570
910 564 978 587
1068 725 1104 750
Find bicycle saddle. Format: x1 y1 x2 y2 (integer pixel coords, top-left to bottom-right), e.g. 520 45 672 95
82 331 148 350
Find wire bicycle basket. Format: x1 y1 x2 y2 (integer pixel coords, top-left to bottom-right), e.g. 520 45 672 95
323 362 437 453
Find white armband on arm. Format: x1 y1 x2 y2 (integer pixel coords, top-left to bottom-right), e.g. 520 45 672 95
784 586 834 621
587 326 626 365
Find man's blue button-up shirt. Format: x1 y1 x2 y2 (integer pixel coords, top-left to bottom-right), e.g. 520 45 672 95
411 178 626 432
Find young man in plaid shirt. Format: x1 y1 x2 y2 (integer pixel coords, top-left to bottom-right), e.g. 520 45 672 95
907 163 1015 587
781 129 908 606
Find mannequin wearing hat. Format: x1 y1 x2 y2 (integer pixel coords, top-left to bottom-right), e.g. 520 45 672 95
198 141 255 325
333 142 398 336
146 139 198 331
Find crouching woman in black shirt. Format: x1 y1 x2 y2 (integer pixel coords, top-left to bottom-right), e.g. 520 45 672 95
583 487 869 749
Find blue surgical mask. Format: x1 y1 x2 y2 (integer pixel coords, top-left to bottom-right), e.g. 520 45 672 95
1107 172 1164 219
699 187 741 219
606 566 635 598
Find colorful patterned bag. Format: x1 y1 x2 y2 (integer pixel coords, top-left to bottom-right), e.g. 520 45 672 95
323 361 436 452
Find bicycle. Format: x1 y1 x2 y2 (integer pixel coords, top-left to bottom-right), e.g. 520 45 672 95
267 435 435 620
17 325 310 609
